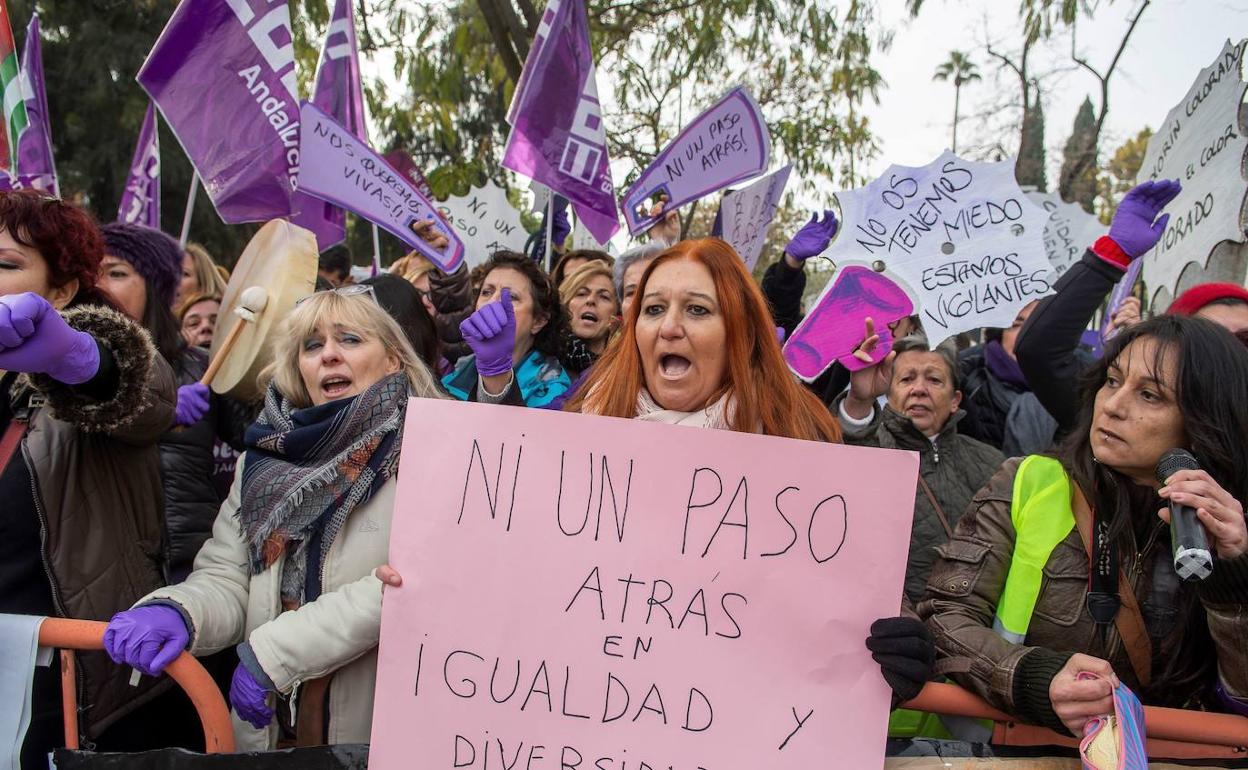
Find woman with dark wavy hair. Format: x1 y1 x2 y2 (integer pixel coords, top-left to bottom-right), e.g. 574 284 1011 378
920 314 1248 736
441 250 571 407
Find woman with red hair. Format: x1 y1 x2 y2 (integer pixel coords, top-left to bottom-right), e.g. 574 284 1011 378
567 238 842 441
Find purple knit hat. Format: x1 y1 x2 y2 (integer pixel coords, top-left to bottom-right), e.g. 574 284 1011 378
100 222 184 309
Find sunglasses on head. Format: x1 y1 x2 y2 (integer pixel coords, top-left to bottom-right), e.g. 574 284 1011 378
295 283 378 307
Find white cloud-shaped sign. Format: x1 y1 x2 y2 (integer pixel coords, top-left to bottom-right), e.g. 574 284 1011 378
1139 39 1248 300
1025 191 1105 279
820 150 1053 342
437 182 529 268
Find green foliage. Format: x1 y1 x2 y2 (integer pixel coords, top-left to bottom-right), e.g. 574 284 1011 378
1096 127 1151 224
1016 96 1046 191
1059 95 1098 212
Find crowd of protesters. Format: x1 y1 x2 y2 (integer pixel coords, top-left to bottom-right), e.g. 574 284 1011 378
2 174 1247 765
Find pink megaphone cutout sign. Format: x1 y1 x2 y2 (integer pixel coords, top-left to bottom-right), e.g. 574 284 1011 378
783 265 915 381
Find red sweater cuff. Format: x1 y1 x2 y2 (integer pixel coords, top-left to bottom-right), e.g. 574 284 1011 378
1091 236 1130 271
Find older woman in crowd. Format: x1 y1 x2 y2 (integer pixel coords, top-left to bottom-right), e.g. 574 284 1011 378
176 242 228 309
558 260 619 376
104 287 447 749
178 292 221 349
0 190 175 764
550 248 612 290
442 250 570 407
920 315 1248 735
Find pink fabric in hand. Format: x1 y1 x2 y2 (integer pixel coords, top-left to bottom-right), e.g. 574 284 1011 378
783 266 914 380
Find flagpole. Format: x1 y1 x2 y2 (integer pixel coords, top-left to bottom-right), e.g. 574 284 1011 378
371 222 382 276
179 172 199 247
544 196 554 273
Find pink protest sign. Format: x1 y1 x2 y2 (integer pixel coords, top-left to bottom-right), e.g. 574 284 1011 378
370 400 918 770
784 266 915 381
621 87 770 235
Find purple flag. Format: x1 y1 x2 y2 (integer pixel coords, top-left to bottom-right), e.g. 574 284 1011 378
290 0 367 251
137 0 299 224
297 101 464 272
502 0 618 244
621 86 769 235
384 149 435 201
118 104 161 229
16 14 56 195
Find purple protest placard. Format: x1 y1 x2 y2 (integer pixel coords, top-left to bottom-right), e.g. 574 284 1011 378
118 103 161 229
722 164 791 271
16 14 56 195
502 0 619 245
297 101 464 272
622 87 770 235
1101 258 1143 343
384 149 435 201
784 266 915 381
290 0 367 251
138 0 298 224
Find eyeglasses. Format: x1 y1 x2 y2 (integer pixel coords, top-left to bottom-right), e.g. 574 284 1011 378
295 283 378 307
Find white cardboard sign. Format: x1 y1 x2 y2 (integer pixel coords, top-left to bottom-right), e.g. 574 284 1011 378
437 182 530 268
820 150 1053 341
722 165 793 271
1140 39 1248 298
1025 191 1104 279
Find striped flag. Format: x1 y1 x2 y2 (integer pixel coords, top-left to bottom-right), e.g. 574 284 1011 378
0 2 27 173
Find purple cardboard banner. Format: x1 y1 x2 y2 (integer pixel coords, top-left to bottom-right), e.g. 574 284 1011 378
118 103 161 229
290 0 367 251
621 86 770 235
138 0 298 224
784 266 915 382
1101 258 1143 342
17 14 57 195
501 0 619 245
297 101 463 272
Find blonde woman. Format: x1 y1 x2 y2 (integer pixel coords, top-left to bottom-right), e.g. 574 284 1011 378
104 287 445 750
558 260 619 375
176 242 229 308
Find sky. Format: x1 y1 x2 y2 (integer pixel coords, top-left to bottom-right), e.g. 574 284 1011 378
864 0 1247 182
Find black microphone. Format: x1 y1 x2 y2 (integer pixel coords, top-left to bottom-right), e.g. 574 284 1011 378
1156 448 1213 581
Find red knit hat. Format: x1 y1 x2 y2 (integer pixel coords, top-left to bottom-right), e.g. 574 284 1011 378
1167 283 1248 316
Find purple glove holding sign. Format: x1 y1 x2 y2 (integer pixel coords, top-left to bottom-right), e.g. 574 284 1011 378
784 210 838 261
174 383 211 426
461 288 517 377
103 605 190 677
229 661 275 729
0 292 100 384
1108 179 1181 258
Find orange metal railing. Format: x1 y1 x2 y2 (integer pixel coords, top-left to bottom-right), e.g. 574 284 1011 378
38 618 234 754
902 681 1248 760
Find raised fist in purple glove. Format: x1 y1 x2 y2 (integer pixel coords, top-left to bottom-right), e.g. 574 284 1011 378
103 605 190 676
229 661 274 729
784 210 839 261
1108 179 1181 258
174 383 211 426
461 287 516 377
0 292 99 384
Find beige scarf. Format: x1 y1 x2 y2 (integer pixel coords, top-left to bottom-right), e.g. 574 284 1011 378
632 389 733 430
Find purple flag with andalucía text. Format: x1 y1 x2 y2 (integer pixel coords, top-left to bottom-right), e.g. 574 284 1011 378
502 0 619 244
118 104 161 229
290 0 367 251
16 13 56 195
138 0 299 224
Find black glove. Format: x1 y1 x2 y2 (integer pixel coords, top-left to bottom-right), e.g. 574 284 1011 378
865 616 935 708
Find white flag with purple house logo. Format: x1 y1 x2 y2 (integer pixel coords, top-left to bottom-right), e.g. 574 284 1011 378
502 0 619 244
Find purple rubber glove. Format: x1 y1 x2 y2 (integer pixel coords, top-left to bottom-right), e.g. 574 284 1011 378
461 287 516 377
103 605 190 677
0 292 99 384
1108 179 1181 258
551 197 571 249
784 210 839 261
174 382 211 426
229 662 274 729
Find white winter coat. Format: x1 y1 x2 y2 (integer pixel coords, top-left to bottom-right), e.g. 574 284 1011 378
141 454 394 751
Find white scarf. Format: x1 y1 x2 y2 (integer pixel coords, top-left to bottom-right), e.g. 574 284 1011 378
633 388 732 430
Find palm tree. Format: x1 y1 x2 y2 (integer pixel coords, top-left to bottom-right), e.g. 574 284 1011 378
933 50 981 154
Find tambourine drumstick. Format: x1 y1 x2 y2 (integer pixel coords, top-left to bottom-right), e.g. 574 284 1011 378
200 286 268 388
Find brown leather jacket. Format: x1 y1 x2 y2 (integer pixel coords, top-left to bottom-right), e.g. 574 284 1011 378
917 457 1248 732
17 304 176 738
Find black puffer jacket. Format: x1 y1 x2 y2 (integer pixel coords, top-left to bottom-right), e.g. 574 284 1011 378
429 263 474 365
160 346 251 581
